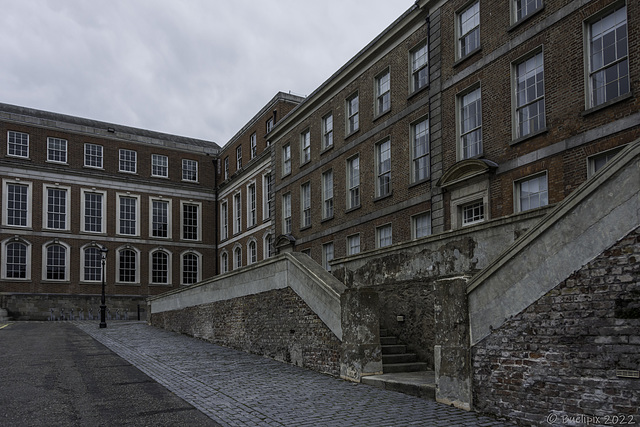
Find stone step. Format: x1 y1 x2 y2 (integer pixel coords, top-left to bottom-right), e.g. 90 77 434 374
380 336 397 345
382 353 418 364
383 362 429 374
362 371 436 400
381 344 406 355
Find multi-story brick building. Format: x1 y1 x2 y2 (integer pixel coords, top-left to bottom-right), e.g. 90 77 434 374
0 103 219 319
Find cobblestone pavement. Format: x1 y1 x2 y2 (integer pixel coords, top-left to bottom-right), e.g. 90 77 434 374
75 321 516 427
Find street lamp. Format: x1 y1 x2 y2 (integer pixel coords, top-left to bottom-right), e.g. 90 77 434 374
93 243 109 329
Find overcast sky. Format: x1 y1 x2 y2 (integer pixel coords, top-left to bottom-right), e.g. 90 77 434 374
1 1 412 146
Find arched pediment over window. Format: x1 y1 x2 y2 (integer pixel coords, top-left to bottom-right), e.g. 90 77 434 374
437 159 498 189
274 234 295 254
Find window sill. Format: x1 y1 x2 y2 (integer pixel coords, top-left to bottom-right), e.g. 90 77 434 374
320 216 334 224
300 225 312 231
453 46 482 68
373 109 392 122
321 145 334 156
83 165 104 171
116 283 141 286
409 177 430 189
151 175 170 179
509 127 548 146
345 128 360 139
6 155 31 161
42 280 71 284
345 205 361 214
300 160 311 168
408 85 429 101
149 283 172 287
582 92 633 117
374 192 393 202
508 6 545 32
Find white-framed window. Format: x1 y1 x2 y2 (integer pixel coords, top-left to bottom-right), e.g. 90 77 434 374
82 190 106 234
347 234 361 256
233 192 242 234
81 245 104 283
248 240 257 265
250 133 257 159
247 182 257 228
322 242 334 272
461 201 485 226
84 143 103 168
300 130 311 164
181 201 201 241
263 233 274 259
266 117 274 133
587 146 625 177
282 192 292 234
458 86 483 159
322 113 333 150
43 241 70 281
182 159 198 182
117 193 140 236
301 182 311 228
47 137 67 164
513 50 545 139
512 0 543 24
224 157 229 180
3 180 32 228
150 198 171 239
2 237 31 280
282 143 291 176
220 201 229 240
263 172 273 221
151 154 168 178
150 249 172 285
412 212 432 239
43 185 70 231
376 224 393 248
376 139 391 197
220 251 229 274
346 93 359 134
515 173 548 212
347 155 360 209
585 4 629 108
236 146 242 170
412 119 430 183
375 69 391 116
7 131 29 158
119 149 137 173
457 1 480 59
181 250 201 285
233 245 242 270
322 170 334 219
411 42 429 93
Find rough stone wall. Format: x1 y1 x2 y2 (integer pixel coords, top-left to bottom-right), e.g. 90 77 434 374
151 287 342 376
472 227 640 424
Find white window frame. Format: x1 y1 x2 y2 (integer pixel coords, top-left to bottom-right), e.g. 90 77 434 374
81 244 105 284
461 200 485 226
181 250 201 285
322 242 334 272
410 41 429 93
7 131 29 158
346 92 359 134
84 143 104 169
119 149 137 173
376 224 393 248
149 249 172 285
2 237 32 280
282 143 291 176
220 251 229 274
149 197 172 239
247 239 258 265
233 245 243 270
263 232 274 259
116 193 141 237
375 139 391 198
511 0 543 25
47 137 68 164
182 159 198 182
301 182 311 228
81 189 107 234
457 85 483 160
233 192 242 235
282 192 292 234
220 200 229 240
263 172 273 221
3 179 32 228
512 48 546 140
322 113 333 150
151 154 169 178
236 146 242 170
347 234 361 256
224 157 229 180
346 155 360 210
514 172 548 213
181 201 201 241
412 212 432 239
456 1 480 60
375 68 391 116
247 182 257 228
266 118 274 133
322 170 334 219
250 132 257 159
412 118 430 183
300 129 311 165
43 184 71 231
42 240 70 282
587 146 625 178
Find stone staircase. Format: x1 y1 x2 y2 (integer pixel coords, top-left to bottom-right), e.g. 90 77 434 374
361 329 436 399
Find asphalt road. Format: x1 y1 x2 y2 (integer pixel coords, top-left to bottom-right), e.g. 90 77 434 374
0 322 219 427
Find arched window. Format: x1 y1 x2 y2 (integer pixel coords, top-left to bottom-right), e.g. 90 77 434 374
233 246 242 269
151 250 171 285
182 251 200 285
44 242 69 281
117 246 139 284
220 251 228 274
3 239 30 279
83 246 103 282
248 240 257 265
263 233 273 259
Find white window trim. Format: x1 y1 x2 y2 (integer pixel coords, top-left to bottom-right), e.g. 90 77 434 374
220 200 229 240
81 188 107 235
180 200 202 241
456 0 481 60
412 211 432 239
262 172 272 221
301 181 311 228
181 250 202 285
263 231 273 259
116 193 141 237
220 251 229 274
182 159 199 182
346 155 360 210
456 84 483 161
232 244 243 270
375 68 391 116
511 0 544 25
376 223 393 248
347 233 361 256
514 171 549 213
346 92 360 134
250 133 257 159
2 179 33 228
236 146 242 170
282 192 292 234
411 117 430 184
151 154 169 178
46 137 68 164
115 245 140 284
1 237 32 280
7 131 29 159
375 139 392 198
322 112 334 150
322 170 334 220
149 197 172 239
84 143 104 169
300 129 311 165
247 239 258 265
322 241 334 272
246 181 257 229
410 40 429 93
224 157 229 180
511 47 546 141
587 145 626 178
282 143 291 176
119 149 137 174
149 249 173 285
42 184 71 231
233 191 242 235
41 240 71 282
80 243 107 284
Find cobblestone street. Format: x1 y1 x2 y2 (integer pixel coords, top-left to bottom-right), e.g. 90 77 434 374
75 321 515 426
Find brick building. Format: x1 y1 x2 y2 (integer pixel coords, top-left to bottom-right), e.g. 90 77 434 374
0 104 219 319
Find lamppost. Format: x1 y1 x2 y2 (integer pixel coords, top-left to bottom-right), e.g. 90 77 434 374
96 243 109 329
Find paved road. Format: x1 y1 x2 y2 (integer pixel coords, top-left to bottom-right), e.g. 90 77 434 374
72 321 514 427
0 321 218 427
